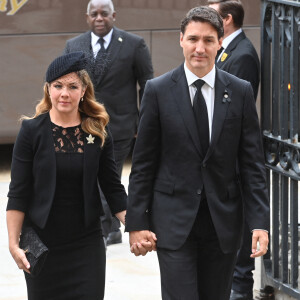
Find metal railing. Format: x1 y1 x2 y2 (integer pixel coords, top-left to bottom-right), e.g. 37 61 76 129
261 0 300 298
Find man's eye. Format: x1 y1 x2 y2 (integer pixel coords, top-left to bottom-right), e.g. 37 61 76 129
102 12 108 17
90 13 97 18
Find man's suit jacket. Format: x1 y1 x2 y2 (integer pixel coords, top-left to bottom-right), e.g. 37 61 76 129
216 31 260 100
63 28 153 141
125 64 269 254
7 113 127 229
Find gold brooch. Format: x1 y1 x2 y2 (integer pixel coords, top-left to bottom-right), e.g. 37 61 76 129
221 52 228 62
86 134 95 144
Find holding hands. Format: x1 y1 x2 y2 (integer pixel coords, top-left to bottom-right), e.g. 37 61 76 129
129 230 157 256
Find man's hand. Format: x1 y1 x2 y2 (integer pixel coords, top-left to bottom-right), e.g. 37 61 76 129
250 230 269 258
129 230 157 256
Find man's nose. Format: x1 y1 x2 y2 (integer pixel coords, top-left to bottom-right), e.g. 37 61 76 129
195 41 205 53
95 13 103 21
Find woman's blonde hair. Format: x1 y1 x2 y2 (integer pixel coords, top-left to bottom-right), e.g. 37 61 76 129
22 70 109 147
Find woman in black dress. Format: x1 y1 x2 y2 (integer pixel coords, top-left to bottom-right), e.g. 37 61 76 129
6 51 127 300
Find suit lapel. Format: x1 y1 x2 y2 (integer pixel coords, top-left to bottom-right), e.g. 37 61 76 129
77 32 96 81
171 65 203 158
83 131 100 186
95 27 123 86
204 68 232 162
216 31 246 69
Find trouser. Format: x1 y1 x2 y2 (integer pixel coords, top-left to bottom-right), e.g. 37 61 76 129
101 138 133 237
157 200 237 300
231 220 255 294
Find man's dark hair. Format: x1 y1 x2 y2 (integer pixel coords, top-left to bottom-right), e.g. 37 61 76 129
208 0 244 28
181 6 224 39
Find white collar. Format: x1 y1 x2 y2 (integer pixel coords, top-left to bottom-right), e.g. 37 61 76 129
184 64 216 89
91 28 114 48
222 28 243 50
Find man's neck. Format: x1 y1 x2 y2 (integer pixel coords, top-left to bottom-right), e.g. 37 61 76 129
224 26 240 39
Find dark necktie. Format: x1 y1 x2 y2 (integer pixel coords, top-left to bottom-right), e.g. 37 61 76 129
93 37 107 77
216 46 224 62
193 79 209 156
97 37 106 57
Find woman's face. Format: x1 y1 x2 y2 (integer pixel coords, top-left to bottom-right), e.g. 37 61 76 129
48 72 86 117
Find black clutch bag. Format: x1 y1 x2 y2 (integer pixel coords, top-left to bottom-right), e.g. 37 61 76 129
19 226 48 277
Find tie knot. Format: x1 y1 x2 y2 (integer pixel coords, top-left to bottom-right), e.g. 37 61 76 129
98 37 105 47
194 79 205 91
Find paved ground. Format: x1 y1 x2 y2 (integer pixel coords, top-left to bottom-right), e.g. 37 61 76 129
0 165 161 300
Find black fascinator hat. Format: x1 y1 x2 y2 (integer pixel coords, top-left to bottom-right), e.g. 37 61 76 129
45 51 88 83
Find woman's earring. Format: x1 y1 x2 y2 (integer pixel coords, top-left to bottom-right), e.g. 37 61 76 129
80 97 84 102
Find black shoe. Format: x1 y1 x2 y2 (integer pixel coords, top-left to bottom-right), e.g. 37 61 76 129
107 229 122 246
230 289 253 300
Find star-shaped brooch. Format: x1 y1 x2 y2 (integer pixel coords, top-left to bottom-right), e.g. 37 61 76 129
86 134 95 144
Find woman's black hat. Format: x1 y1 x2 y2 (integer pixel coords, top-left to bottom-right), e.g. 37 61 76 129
45 51 88 83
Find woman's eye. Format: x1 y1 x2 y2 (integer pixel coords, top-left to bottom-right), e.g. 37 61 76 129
54 85 62 89
70 85 78 89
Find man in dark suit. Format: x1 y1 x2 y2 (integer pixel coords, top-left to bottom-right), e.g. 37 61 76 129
209 0 260 100
208 1 260 299
63 0 153 244
125 6 269 300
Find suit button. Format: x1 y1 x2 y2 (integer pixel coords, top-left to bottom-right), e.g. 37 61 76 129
197 189 202 195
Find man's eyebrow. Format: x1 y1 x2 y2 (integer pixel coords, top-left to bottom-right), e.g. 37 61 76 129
186 34 216 39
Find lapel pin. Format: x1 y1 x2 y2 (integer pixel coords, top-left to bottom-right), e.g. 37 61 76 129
86 134 95 144
118 37 123 42
222 91 231 103
221 52 228 62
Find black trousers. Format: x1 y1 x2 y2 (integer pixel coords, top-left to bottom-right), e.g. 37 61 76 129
101 138 133 237
157 200 237 300
231 220 255 294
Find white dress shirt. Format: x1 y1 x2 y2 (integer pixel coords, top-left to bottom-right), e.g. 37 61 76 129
91 29 113 58
184 64 216 141
217 28 242 62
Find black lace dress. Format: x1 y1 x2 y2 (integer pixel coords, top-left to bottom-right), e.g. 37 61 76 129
25 123 106 300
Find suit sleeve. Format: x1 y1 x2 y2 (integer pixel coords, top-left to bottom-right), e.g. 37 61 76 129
238 82 270 231
125 80 161 231
97 128 127 215
7 120 33 212
133 38 154 104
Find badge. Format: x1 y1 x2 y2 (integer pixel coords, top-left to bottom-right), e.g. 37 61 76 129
221 52 228 62
86 134 95 144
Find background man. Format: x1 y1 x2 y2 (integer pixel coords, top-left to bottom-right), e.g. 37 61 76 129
209 0 260 100
64 0 153 245
126 6 269 300
208 1 261 299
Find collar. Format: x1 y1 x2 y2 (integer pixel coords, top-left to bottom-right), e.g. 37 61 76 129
91 28 114 48
184 63 216 89
222 28 243 50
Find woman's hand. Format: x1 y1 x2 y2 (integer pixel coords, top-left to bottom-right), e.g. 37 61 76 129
9 245 31 274
6 210 29 273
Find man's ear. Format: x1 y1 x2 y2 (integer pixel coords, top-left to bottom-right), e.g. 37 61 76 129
218 37 223 50
223 13 233 26
180 32 183 48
